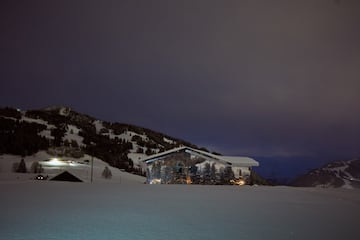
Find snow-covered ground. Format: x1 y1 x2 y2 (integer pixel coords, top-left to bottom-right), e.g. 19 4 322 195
0 183 359 239
0 152 145 184
1 154 360 239
63 124 86 148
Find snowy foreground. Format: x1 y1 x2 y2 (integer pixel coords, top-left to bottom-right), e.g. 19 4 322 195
1 182 360 240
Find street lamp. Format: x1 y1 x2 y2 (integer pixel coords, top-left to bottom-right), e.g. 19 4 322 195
89 143 95 183
91 154 94 183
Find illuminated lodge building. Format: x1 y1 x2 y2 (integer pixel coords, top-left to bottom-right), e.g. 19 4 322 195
142 147 259 185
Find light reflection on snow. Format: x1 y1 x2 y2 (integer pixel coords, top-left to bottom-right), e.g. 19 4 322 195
0 183 359 240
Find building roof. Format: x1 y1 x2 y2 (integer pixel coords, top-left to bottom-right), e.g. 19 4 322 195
142 146 259 167
219 156 259 167
50 170 83 182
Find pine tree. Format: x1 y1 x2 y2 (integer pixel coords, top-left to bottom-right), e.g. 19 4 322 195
30 161 44 173
203 162 211 184
16 158 27 173
210 163 217 182
204 162 211 176
223 166 234 184
102 166 112 179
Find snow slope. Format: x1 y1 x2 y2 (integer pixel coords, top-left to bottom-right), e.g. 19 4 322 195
292 158 360 189
0 183 359 240
0 152 145 184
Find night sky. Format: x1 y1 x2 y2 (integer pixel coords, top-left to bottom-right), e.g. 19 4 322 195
1 0 359 179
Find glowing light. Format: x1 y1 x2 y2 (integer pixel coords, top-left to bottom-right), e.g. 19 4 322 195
186 176 192 184
150 178 161 184
230 178 246 186
237 179 246 186
46 158 67 166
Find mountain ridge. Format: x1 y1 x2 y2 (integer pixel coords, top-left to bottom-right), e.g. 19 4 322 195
291 158 360 189
0 106 204 174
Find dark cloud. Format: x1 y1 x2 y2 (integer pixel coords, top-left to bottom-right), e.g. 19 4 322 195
1 0 359 169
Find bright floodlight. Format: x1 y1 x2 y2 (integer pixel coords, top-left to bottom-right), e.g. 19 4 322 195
48 158 65 166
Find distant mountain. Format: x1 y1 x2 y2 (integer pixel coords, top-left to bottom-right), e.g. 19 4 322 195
0 106 201 174
291 158 360 189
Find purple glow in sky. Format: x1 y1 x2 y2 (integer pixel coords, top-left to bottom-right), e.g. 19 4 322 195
1 0 359 177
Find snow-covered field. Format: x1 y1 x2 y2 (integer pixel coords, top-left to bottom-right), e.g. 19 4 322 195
1 153 360 239
0 181 359 240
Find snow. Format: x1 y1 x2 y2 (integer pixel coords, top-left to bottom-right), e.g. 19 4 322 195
117 131 137 141
323 162 360 189
0 183 359 240
38 129 54 139
100 130 142 142
0 116 17 121
330 165 354 189
163 137 175 144
20 116 57 140
21 116 56 129
128 152 147 167
0 152 145 184
58 107 70 116
93 120 104 134
63 125 85 147
1 154 360 240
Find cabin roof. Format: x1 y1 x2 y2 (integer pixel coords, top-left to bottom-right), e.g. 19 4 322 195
142 146 259 167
